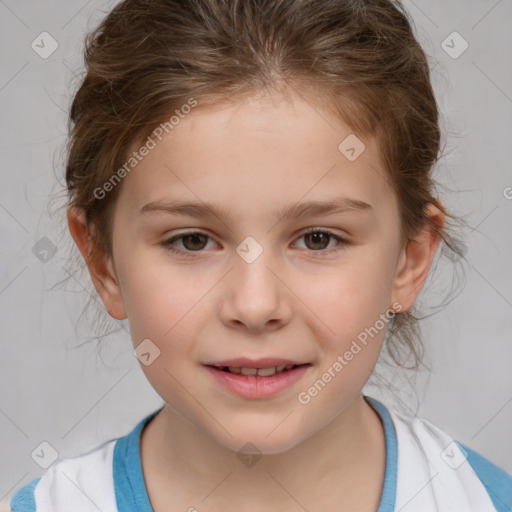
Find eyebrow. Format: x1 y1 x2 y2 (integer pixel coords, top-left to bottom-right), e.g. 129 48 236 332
138 195 373 223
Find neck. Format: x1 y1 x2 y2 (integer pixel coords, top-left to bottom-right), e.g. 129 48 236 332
141 394 386 509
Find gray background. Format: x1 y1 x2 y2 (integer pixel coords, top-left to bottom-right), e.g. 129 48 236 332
1 0 511 506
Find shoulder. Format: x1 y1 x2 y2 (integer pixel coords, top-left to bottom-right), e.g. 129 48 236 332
10 439 118 512
388 404 512 512
9 408 161 512
455 440 512 512
9 478 40 512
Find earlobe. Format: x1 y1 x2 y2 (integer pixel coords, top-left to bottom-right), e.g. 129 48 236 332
67 207 127 320
391 202 445 312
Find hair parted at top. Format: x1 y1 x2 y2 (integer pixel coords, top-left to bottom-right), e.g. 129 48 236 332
64 0 467 369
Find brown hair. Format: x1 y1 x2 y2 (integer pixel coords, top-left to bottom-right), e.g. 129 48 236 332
61 0 467 370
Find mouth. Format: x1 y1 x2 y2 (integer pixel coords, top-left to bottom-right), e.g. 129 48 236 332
203 360 312 399
209 364 305 377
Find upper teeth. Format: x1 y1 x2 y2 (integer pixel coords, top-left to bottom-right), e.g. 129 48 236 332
223 365 296 376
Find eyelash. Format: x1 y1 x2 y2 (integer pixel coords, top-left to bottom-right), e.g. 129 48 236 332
161 228 350 259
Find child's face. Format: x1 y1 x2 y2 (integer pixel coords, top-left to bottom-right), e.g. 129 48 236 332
93 89 427 453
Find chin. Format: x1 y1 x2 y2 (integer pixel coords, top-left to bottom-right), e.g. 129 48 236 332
211 423 309 456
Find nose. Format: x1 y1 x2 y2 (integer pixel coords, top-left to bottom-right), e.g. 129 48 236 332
218 244 293 333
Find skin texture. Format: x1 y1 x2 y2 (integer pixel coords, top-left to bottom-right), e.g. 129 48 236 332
68 87 444 510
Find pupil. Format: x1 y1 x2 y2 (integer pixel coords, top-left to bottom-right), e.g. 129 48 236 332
184 234 206 250
307 232 328 250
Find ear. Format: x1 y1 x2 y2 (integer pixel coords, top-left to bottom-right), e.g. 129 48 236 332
390 202 445 313
67 206 127 320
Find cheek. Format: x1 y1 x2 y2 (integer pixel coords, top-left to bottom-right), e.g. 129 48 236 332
305 256 395 331
118 252 203 337
123 267 203 400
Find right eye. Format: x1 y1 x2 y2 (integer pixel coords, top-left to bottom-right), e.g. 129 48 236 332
161 231 217 257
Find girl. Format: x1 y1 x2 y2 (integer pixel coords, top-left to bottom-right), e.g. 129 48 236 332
10 0 512 510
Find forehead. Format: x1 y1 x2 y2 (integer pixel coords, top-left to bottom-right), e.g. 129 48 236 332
116 90 395 221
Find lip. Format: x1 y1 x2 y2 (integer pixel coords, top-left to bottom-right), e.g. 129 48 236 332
204 363 312 399
203 357 308 369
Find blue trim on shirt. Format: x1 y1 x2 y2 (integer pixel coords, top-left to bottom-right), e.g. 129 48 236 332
455 440 512 512
113 407 163 512
9 477 40 512
365 396 398 512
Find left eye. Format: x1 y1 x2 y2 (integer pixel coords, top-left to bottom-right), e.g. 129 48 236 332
161 229 348 257
294 229 346 252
